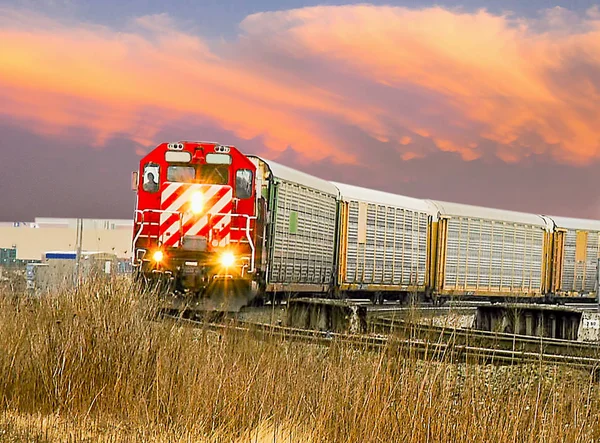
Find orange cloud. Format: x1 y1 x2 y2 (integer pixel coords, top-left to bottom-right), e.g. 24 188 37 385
399 136 412 146
400 151 423 161
1 5 600 166
0 10 377 163
242 5 600 164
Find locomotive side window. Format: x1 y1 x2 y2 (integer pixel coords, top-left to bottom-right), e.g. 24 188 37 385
167 166 195 182
143 163 160 193
235 169 253 199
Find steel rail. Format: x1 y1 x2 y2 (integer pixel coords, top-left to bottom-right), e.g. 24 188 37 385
159 312 600 370
370 317 600 358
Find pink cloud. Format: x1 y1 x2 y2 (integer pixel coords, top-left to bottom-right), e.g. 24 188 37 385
0 5 600 166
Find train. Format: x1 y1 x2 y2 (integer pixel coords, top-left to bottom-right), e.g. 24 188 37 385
131 140 600 311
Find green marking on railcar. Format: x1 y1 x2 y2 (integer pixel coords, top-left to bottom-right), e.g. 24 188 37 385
289 211 298 234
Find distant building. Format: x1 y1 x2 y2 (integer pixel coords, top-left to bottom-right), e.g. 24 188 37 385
0 217 133 261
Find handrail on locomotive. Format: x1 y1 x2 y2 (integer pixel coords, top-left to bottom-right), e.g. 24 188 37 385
132 208 256 274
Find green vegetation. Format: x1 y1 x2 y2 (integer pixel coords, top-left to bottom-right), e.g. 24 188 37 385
0 280 598 442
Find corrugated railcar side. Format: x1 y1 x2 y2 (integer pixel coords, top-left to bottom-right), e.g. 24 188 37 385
544 215 600 299
332 182 431 296
251 157 339 293
427 200 553 298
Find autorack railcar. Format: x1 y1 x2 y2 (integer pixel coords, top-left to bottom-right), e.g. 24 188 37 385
249 156 339 298
426 200 553 302
543 215 600 298
332 182 432 304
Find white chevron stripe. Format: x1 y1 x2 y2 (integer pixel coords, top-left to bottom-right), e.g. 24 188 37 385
163 185 199 215
187 189 232 237
160 185 215 229
160 185 230 245
161 182 181 203
186 195 231 236
161 216 183 246
160 185 200 245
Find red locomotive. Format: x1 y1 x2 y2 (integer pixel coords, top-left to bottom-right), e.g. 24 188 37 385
131 141 262 311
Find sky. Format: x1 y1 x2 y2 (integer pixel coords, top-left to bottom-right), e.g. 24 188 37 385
1 0 600 221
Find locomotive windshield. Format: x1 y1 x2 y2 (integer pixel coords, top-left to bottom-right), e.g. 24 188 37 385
166 164 229 185
167 166 195 182
163 152 231 184
198 164 228 185
198 152 231 185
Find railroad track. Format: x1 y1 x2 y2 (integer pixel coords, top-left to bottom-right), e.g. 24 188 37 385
366 306 477 319
371 316 600 358
159 311 600 371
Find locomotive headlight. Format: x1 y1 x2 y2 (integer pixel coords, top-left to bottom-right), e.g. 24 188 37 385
152 250 164 263
190 192 204 214
219 252 235 268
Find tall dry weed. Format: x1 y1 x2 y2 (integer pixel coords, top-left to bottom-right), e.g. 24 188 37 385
0 280 598 441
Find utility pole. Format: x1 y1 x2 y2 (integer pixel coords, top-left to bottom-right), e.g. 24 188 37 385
75 218 83 290
597 258 600 313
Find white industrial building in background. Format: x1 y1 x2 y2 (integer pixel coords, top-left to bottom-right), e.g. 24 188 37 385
0 217 133 261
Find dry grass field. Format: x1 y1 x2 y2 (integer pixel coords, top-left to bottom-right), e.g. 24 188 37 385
0 279 599 442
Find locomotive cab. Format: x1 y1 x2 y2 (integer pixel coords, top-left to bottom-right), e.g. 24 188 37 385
132 141 258 311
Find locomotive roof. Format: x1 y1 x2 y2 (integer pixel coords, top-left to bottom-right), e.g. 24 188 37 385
253 157 339 196
427 200 549 228
543 215 600 231
332 182 432 213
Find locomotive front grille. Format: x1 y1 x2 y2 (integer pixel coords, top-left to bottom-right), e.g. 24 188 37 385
181 235 208 252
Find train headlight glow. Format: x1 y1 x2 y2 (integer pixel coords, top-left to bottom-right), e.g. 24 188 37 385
152 250 164 262
219 252 235 267
191 192 204 214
